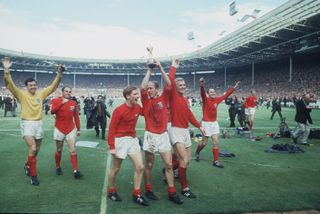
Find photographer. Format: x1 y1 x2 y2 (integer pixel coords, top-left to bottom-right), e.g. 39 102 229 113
292 94 313 146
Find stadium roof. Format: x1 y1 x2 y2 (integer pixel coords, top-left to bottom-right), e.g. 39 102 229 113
0 0 320 74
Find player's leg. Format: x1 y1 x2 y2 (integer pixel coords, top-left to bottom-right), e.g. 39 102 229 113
212 134 223 168
144 151 158 200
55 140 64 175
160 150 184 204
195 136 208 161
66 133 82 179
174 143 195 198
249 113 255 130
24 136 39 185
107 156 123 202
129 152 149 206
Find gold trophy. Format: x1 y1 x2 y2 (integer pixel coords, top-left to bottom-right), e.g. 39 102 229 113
146 46 157 69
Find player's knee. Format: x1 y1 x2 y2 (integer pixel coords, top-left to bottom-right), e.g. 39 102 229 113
164 162 173 171
135 164 145 174
180 158 189 167
70 150 76 155
146 161 153 169
30 145 37 154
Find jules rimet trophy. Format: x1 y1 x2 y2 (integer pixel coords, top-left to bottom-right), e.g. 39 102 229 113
146 46 157 69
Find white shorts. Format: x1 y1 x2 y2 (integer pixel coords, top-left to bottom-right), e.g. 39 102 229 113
115 136 141 159
202 121 220 136
20 120 43 139
143 131 171 153
54 128 77 141
168 126 192 148
245 107 255 115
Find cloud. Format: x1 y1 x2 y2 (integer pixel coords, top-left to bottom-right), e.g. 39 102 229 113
0 2 278 59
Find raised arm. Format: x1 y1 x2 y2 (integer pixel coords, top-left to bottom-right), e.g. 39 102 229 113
215 81 240 103
157 61 171 88
199 77 207 103
40 65 64 99
141 67 153 90
2 57 23 99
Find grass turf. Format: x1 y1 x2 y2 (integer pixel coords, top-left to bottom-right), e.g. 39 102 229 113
0 102 319 213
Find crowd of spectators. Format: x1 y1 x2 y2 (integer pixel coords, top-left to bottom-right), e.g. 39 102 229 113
1 57 319 103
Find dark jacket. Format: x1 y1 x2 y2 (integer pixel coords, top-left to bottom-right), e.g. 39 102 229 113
87 102 111 129
271 99 281 111
295 99 312 125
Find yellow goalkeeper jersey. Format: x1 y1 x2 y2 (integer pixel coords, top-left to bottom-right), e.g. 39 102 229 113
4 72 62 120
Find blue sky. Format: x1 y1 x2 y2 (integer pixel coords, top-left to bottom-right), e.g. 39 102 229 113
0 0 288 59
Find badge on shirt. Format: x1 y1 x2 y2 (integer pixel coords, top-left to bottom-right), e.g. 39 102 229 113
36 97 41 105
70 106 75 112
157 102 163 109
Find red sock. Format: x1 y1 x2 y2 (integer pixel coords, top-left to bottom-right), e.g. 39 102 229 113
108 187 117 193
70 154 78 171
213 147 219 162
168 186 176 196
55 152 62 169
145 183 152 192
28 156 37 177
172 154 179 170
178 167 188 189
133 188 141 197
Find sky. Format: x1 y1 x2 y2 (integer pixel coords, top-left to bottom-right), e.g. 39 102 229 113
0 0 288 59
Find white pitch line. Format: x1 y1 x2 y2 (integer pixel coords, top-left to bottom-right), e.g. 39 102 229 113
0 133 21 137
99 152 111 214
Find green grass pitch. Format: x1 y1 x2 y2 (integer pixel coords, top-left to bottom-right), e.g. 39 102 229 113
0 102 319 214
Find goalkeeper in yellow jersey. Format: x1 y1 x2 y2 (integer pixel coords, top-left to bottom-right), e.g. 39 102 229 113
2 57 64 186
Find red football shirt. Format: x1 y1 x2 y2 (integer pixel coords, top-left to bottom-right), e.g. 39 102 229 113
244 95 257 108
141 87 170 134
50 97 80 135
107 103 143 150
168 66 201 129
201 86 235 122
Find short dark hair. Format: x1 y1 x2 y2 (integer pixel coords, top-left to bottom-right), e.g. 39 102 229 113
97 95 103 99
24 78 37 86
61 86 72 92
149 81 159 89
123 86 138 99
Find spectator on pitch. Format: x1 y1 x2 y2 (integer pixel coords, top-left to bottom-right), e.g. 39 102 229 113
244 89 257 131
140 60 183 204
195 78 239 168
107 86 149 206
2 57 63 185
50 86 82 179
167 59 205 199
292 94 313 146
226 95 241 127
4 95 13 117
88 95 111 140
270 97 283 120
0 94 4 109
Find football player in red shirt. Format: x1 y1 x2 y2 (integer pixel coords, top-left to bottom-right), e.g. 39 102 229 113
168 59 206 198
107 86 148 206
244 89 257 131
195 78 240 168
50 86 82 179
140 60 183 204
